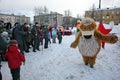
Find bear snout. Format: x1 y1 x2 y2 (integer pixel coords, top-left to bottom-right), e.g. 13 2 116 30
84 35 92 39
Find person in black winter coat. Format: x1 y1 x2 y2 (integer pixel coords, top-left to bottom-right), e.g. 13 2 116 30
22 23 31 53
12 23 27 55
0 21 4 80
0 21 4 34
31 22 40 52
57 29 63 44
0 22 7 61
0 40 2 80
0 59 2 80
43 26 49 49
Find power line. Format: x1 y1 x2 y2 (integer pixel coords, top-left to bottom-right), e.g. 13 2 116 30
112 0 114 7
114 0 120 7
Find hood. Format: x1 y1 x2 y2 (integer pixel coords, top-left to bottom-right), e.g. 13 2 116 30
15 24 21 29
52 28 56 31
8 46 18 52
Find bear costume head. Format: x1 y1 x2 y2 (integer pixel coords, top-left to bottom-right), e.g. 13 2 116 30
79 18 96 39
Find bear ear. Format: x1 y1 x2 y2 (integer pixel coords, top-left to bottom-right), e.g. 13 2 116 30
79 22 84 30
91 21 97 28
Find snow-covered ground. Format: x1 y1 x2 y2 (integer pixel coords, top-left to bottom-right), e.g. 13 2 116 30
1 24 120 80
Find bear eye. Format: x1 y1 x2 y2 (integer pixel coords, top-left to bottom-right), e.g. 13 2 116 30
84 27 88 30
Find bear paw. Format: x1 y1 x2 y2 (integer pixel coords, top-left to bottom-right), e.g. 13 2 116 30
110 35 118 43
70 42 78 48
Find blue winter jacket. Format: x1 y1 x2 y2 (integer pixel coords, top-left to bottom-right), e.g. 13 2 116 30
52 28 57 36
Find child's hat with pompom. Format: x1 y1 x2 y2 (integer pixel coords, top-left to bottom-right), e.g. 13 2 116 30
9 40 18 45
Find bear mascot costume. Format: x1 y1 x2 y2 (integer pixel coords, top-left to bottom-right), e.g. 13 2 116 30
70 17 118 68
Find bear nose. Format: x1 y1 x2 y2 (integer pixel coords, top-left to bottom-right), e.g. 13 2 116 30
84 35 92 39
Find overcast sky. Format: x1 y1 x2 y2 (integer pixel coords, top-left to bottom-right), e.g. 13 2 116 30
0 0 120 21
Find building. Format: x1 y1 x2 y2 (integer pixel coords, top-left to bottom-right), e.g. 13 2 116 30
85 7 120 25
0 13 30 26
63 16 76 27
34 12 63 27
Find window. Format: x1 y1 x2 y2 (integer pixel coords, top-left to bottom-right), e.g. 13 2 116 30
107 16 109 19
112 15 114 19
106 12 109 16
112 11 114 15
117 11 119 14
102 16 104 19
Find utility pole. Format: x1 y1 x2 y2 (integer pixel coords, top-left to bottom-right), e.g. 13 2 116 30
99 0 102 22
99 0 101 8
56 13 57 27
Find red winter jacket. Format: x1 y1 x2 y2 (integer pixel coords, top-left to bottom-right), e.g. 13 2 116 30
5 45 25 69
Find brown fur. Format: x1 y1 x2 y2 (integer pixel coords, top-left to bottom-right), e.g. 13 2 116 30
70 17 118 68
80 21 96 31
82 55 97 66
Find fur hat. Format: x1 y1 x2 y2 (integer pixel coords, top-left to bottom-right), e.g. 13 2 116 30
9 40 18 45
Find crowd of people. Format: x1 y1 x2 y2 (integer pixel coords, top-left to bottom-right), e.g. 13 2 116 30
0 21 63 80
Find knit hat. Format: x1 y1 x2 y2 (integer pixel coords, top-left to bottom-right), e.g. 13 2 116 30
1 31 8 36
9 40 18 45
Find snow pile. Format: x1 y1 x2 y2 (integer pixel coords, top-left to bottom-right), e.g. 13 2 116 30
1 24 120 80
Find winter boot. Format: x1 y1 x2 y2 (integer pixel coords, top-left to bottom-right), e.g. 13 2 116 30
90 65 94 68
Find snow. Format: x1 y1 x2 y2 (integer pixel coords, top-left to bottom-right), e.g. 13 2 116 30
1 24 120 80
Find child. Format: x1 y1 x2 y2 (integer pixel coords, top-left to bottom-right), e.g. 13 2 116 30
1 31 10 61
4 40 25 80
52 28 57 43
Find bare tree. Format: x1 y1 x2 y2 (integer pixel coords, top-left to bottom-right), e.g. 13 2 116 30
68 10 70 16
64 10 67 16
77 14 80 19
34 7 38 16
43 6 49 14
68 9 72 16
34 6 49 15
76 14 82 20
34 7 42 15
91 4 96 19
38 6 43 14
64 9 72 16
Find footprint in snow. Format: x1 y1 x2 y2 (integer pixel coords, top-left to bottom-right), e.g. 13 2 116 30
66 75 75 79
